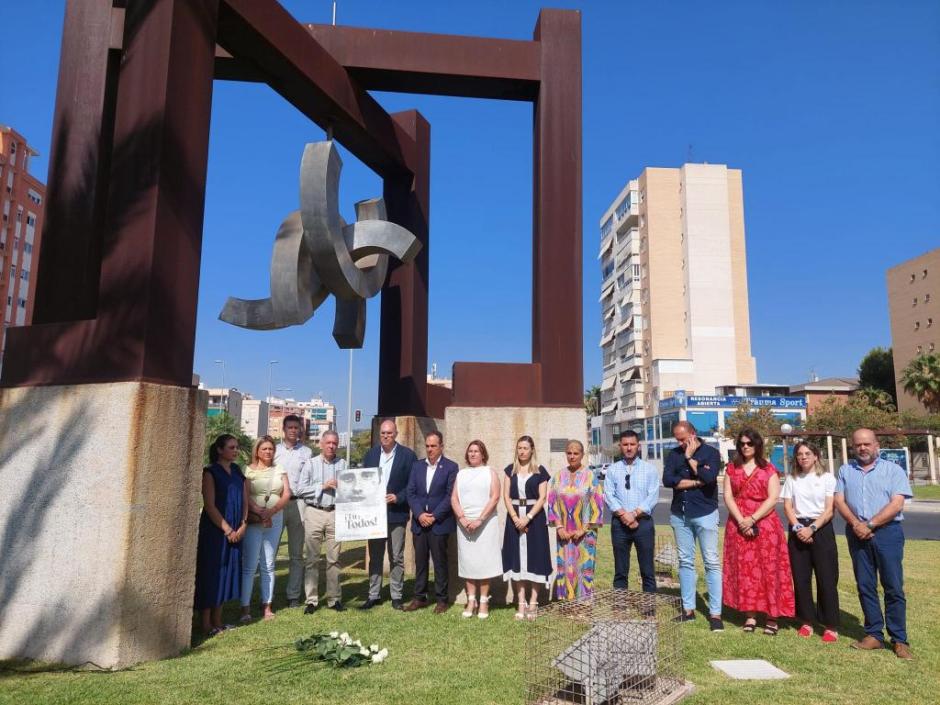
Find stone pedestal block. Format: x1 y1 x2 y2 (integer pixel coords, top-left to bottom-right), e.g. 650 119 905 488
0 382 207 668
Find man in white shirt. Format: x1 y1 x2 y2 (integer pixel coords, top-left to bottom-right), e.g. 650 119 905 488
276 415 312 608
293 430 346 612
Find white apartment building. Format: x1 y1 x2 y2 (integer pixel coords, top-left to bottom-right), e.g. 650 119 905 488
598 164 757 448
296 396 337 446
241 397 269 439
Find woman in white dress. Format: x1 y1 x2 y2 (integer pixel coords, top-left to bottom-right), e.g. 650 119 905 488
452 440 502 619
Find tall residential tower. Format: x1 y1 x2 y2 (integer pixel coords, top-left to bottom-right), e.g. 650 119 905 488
0 127 45 365
598 163 756 445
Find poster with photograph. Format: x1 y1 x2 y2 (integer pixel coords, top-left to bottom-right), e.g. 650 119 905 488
335 466 388 541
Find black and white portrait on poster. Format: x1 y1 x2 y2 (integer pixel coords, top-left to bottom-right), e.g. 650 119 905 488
335 466 387 540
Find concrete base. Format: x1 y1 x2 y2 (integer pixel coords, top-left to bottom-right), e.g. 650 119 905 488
0 382 207 668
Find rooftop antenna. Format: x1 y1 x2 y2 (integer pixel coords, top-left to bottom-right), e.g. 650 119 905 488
687 143 694 164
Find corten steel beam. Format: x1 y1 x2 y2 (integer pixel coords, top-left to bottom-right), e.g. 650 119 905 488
30 0 117 325
305 24 540 101
216 0 417 179
2 0 220 387
530 9 583 406
378 111 432 418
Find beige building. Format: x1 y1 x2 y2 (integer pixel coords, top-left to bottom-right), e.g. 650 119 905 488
887 248 939 412
240 397 270 439
598 163 757 445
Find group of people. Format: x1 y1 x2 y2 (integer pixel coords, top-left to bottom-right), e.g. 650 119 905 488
614 421 912 659
193 416 914 660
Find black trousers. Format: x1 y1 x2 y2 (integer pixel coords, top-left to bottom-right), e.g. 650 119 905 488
611 516 657 593
788 520 840 628
413 530 449 603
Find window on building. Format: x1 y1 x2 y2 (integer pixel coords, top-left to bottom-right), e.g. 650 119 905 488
910 273 916 283
913 297 918 306
17 298 25 308
930 343 936 352
928 318 933 328
916 345 923 354
23 243 30 255
20 269 28 281
26 215 35 226
925 293 931 303
915 321 921 330
924 269 929 279
687 411 720 436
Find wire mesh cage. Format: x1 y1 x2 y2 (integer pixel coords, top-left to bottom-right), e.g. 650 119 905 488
524 589 690 705
653 535 680 590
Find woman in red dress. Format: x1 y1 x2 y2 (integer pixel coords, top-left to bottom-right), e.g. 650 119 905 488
722 428 795 635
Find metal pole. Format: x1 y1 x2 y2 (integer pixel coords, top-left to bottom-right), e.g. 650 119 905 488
928 434 938 485
267 360 278 402
332 1 337 26
346 348 353 466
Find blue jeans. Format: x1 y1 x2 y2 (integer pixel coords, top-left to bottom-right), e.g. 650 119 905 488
241 512 284 606
670 510 722 615
611 517 656 592
846 521 907 644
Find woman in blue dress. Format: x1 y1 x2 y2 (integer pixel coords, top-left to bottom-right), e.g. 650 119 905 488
195 434 249 636
501 435 553 620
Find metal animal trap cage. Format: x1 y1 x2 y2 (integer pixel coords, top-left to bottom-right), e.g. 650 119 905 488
653 535 680 589
524 590 690 705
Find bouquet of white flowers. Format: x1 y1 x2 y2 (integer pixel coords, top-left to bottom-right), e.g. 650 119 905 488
295 632 389 668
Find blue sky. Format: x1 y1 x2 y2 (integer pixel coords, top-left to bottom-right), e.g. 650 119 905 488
2 1 938 426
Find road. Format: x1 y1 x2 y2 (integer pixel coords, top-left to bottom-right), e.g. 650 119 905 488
643 488 940 540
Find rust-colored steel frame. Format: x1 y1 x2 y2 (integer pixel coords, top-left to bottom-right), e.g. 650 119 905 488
2 0 582 418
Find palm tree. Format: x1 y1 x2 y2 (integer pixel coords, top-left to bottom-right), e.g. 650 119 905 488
584 385 601 417
901 353 940 413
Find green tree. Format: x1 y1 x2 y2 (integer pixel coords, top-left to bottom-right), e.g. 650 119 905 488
338 429 373 467
721 403 784 451
858 347 897 406
855 386 897 412
203 411 254 467
584 385 600 417
805 395 901 443
901 352 940 413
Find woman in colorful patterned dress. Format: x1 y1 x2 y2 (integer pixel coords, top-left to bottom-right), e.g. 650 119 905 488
722 428 795 635
547 440 603 601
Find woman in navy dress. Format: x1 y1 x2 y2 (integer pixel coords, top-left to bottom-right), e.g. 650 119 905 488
195 434 249 636
502 435 553 620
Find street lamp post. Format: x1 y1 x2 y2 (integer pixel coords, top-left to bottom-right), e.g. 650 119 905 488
780 423 793 474
214 359 225 413
267 360 279 402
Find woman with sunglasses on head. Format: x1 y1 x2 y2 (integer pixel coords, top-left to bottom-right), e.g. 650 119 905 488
722 428 795 635
781 441 840 642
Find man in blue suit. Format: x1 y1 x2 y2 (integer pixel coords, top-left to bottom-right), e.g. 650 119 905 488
403 430 458 614
359 419 418 611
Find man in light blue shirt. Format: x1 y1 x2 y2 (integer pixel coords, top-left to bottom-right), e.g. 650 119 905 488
294 430 347 613
276 414 312 608
834 428 912 659
604 430 661 593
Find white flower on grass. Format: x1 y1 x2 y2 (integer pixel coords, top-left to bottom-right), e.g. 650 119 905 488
370 644 379 653
371 647 389 663
329 631 339 639
353 639 362 647
339 632 350 644
359 647 371 656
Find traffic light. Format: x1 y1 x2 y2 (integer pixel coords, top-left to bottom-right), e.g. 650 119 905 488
354 409 361 423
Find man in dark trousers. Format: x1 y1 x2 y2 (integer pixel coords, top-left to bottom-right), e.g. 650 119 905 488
403 431 458 614
359 419 417 611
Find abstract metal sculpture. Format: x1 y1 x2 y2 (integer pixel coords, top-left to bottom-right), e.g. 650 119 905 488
219 140 421 348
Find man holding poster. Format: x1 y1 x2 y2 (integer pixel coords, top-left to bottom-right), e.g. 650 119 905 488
336 465 389 542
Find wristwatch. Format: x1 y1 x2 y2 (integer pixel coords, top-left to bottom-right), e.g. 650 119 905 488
791 524 803 533
866 521 875 531
810 524 818 533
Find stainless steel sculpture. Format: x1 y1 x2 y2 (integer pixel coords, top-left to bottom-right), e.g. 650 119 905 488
219 141 421 348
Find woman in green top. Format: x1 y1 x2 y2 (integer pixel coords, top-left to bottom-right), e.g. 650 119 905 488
240 435 291 621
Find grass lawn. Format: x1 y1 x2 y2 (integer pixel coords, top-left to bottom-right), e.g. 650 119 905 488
913 484 940 500
2 530 938 705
